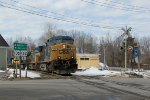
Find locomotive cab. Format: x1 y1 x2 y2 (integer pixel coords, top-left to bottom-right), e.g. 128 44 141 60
47 36 77 74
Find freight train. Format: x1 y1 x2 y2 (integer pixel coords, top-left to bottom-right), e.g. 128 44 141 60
25 36 77 74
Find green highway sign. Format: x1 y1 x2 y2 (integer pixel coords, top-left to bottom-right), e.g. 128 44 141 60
14 43 28 50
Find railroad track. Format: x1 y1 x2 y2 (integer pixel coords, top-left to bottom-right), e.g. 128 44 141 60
39 71 103 80
40 72 150 90
100 78 150 92
2 68 150 99
31 71 150 99
76 79 150 100
39 71 79 79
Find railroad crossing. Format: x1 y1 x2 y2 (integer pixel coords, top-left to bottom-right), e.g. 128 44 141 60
0 77 149 100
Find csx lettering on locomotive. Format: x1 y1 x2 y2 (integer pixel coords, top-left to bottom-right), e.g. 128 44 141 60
59 49 69 54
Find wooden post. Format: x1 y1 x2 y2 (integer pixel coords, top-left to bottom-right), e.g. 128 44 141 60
25 66 27 78
138 47 140 71
19 64 21 79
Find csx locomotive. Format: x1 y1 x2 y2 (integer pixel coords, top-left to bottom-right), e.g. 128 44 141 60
26 36 77 74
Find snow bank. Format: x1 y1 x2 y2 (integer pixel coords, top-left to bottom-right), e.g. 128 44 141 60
99 63 109 70
72 64 150 78
0 70 5 72
126 70 150 79
7 68 40 78
72 68 121 76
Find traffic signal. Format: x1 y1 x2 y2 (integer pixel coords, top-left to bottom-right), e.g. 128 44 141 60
120 46 124 50
120 42 125 51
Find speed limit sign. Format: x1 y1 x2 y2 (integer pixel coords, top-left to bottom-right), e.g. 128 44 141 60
14 50 27 57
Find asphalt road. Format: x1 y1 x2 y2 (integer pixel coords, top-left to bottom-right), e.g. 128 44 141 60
0 79 148 100
0 72 6 79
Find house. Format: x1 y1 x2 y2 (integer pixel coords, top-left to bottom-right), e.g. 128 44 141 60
76 54 100 69
0 34 9 70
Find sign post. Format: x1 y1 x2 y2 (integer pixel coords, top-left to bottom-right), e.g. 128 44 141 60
14 42 28 78
134 47 140 71
14 58 20 78
16 61 18 78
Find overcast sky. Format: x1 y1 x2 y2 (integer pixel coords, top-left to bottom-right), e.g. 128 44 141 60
1 0 150 40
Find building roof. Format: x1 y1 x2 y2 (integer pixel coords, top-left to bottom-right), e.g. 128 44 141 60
0 34 9 47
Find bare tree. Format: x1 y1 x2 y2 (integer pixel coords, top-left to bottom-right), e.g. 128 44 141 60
140 36 150 64
38 23 57 45
68 30 98 54
113 36 125 67
98 33 125 67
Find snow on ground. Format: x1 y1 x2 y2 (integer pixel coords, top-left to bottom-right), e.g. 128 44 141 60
99 63 109 70
72 67 122 77
73 63 126 77
0 70 5 72
126 70 150 79
7 68 40 78
99 63 150 78
72 67 150 78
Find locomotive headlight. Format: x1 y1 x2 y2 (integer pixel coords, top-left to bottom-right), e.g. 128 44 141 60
71 48 75 50
58 56 61 59
71 57 74 59
63 44 66 48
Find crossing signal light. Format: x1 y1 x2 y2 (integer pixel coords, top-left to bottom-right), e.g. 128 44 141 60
120 47 124 50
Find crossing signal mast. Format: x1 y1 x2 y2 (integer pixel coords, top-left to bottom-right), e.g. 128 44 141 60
118 26 135 70
122 26 132 70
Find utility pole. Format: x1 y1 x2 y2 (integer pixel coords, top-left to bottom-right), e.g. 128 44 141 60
125 38 127 70
104 45 106 68
138 48 140 71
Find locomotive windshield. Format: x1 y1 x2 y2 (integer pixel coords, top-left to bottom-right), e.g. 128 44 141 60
62 39 73 44
48 36 74 45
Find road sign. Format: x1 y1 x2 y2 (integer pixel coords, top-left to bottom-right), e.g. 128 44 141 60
14 50 28 57
134 47 138 58
14 43 27 50
128 46 133 53
13 58 20 64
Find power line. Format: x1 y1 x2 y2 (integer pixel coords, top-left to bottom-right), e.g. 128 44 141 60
0 0 148 30
83 0 147 12
81 0 150 13
0 1 120 29
105 0 150 11
13 0 141 28
12 0 133 27
18 0 150 25
81 0 141 13
4 0 148 28
10 0 90 23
